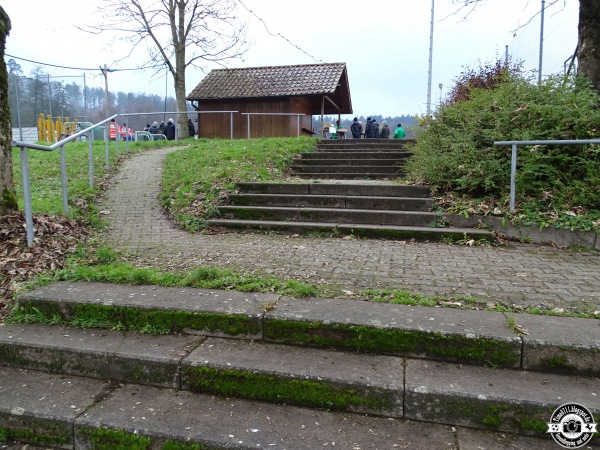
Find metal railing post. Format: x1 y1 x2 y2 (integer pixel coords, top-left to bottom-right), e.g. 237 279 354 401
104 127 109 171
247 114 251 139
60 144 68 215
230 112 233 140
115 132 119 157
19 147 34 247
88 135 94 189
495 138 600 213
297 115 301 137
510 143 517 212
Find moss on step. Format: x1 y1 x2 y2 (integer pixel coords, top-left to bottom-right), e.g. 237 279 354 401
0 420 71 447
183 366 396 413
264 319 519 367
13 302 261 337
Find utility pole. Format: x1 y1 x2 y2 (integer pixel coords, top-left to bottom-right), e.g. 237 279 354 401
426 0 435 116
538 0 545 84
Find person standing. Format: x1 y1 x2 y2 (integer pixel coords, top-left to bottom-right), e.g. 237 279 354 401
380 121 390 139
350 117 362 139
165 118 176 140
149 121 159 134
365 117 375 139
372 119 380 138
188 118 196 138
393 123 406 139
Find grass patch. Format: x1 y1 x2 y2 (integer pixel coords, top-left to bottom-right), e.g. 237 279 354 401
160 137 315 231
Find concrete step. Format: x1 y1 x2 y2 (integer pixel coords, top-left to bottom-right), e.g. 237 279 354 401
291 165 402 174
217 206 438 226
0 366 567 450
235 182 431 198
3 282 599 447
228 194 433 211
317 139 413 150
304 151 412 159
207 219 493 241
208 218 492 240
293 172 402 179
16 282 599 376
0 324 598 443
296 158 407 166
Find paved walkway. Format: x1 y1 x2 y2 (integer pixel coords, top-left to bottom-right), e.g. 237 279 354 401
99 147 600 310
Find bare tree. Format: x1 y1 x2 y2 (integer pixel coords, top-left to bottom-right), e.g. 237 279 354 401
86 0 248 135
451 1 600 95
0 6 17 216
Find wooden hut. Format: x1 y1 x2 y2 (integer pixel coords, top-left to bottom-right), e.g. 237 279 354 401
186 62 353 139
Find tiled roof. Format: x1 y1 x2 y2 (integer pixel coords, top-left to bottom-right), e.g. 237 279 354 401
187 63 347 99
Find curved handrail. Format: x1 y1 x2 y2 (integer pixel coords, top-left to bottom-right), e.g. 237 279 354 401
12 115 118 247
11 115 118 150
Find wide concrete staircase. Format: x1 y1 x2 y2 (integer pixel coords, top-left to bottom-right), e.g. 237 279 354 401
1 281 598 449
208 139 493 242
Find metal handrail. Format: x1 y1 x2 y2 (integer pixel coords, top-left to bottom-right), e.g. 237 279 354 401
11 115 118 247
494 139 600 211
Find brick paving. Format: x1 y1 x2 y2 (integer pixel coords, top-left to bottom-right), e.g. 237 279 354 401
99 147 600 310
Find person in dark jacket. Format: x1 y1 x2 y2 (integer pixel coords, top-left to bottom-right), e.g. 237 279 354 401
188 119 196 137
365 117 375 139
165 118 176 140
372 119 380 138
379 121 390 139
159 121 165 135
350 117 362 139
149 121 159 134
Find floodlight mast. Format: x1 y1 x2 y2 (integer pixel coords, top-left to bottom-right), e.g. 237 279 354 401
426 0 435 116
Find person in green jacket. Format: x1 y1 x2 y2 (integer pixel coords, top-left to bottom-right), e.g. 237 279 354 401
393 123 406 139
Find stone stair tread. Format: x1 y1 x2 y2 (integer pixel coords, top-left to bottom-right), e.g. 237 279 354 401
235 181 432 197
16 281 598 376
1 325 598 442
0 366 460 449
207 218 493 237
218 205 437 215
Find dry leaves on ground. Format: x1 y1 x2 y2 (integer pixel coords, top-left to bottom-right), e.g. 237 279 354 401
0 212 90 321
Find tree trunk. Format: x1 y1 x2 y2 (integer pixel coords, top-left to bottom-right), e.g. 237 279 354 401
578 0 600 94
0 6 16 216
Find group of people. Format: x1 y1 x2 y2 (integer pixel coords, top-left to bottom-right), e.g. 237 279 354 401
144 118 197 140
350 117 405 139
109 119 134 141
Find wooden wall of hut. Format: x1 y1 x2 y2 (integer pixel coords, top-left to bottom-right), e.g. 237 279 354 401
196 97 315 139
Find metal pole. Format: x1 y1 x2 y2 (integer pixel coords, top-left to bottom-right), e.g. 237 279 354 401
247 114 250 139
538 0 545 85
20 147 34 247
15 76 23 141
505 45 509 68
297 115 300 137
89 134 94 189
47 74 52 119
105 126 109 171
426 0 435 116
83 73 87 119
510 143 517 211
60 145 68 215
230 112 233 140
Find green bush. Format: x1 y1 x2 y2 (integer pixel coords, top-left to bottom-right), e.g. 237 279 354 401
408 70 600 230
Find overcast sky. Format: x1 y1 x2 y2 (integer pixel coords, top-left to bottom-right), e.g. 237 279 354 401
4 0 579 117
